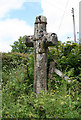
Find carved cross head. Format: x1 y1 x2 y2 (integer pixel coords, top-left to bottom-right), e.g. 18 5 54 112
25 15 58 53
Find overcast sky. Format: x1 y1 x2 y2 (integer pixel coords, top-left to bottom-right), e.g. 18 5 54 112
0 0 80 52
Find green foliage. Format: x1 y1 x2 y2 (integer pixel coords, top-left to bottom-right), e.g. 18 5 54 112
2 87 81 118
2 52 34 88
48 41 81 75
11 36 34 53
2 52 28 71
48 73 63 90
2 40 81 119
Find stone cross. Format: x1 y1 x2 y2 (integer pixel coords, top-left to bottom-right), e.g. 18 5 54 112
25 15 58 94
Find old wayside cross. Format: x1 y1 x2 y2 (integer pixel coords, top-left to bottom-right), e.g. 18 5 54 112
25 15 58 94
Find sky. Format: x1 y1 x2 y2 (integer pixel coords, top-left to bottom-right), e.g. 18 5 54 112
0 0 80 52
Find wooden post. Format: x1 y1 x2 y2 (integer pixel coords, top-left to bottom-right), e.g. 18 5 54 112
72 8 76 43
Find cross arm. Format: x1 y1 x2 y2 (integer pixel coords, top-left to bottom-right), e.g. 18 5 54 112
25 35 34 47
42 33 58 47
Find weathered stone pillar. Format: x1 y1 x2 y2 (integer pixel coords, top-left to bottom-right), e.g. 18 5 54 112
34 16 47 94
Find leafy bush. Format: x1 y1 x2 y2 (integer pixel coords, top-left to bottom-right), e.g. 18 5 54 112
2 52 34 86
48 41 81 75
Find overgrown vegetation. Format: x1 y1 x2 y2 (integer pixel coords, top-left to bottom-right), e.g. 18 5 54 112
1 37 81 119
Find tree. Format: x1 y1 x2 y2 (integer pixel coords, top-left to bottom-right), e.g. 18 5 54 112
11 36 34 53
